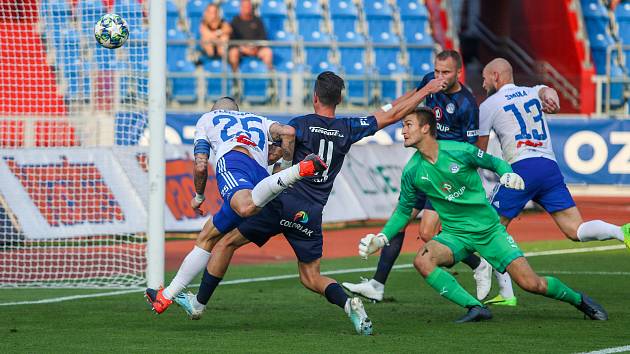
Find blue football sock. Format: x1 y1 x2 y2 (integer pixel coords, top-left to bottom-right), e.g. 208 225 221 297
462 253 481 270
196 269 222 305
373 231 405 284
324 283 349 308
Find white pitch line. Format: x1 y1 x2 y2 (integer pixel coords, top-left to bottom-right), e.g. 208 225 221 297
577 345 630 354
0 244 626 307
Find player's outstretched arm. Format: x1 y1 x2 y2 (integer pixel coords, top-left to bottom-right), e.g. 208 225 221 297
373 78 447 129
268 122 296 169
539 86 560 114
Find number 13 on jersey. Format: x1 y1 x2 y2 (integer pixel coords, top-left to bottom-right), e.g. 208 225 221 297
503 98 547 141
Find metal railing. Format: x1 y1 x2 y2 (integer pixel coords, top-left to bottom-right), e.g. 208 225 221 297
592 44 630 116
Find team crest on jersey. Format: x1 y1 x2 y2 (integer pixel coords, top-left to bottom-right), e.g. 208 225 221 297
449 163 460 173
446 103 455 114
433 107 443 121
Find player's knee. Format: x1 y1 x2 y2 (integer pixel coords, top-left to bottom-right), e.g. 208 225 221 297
413 250 433 277
418 231 433 243
234 203 257 218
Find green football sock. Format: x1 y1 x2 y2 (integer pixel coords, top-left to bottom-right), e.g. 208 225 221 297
544 276 582 306
426 267 483 308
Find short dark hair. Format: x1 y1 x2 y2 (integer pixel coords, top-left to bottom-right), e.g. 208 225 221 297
435 50 463 69
211 96 239 111
314 71 344 106
414 107 437 137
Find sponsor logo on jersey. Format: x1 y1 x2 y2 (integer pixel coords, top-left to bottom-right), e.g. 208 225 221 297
440 182 452 193
505 90 528 100
235 134 257 147
446 185 466 202
279 219 314 237
517 140 544 148
446 103 455 114
359 118 370 126
309 127 345 137
467 130 479 137
433 107 444 121
449 163 460 173
293 211 309 223
437 123 450 132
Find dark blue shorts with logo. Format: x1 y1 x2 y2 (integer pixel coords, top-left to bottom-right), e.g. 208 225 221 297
238 192 324 263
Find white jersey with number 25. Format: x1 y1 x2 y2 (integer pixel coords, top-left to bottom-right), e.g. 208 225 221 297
193 109 276 169
479 83 555 164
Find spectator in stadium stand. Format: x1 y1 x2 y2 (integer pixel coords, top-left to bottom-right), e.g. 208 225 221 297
200 3 232 59
228 0 273 71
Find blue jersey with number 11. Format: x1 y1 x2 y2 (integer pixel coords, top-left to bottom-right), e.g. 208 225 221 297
287 114 378 205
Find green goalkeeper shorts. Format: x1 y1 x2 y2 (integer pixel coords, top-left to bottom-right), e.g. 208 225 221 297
433 223 524 273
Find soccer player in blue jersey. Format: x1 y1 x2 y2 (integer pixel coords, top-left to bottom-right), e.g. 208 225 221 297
343 50 495 302
173 71 447 335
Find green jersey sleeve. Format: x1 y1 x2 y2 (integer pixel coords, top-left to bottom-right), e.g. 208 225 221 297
463 143 513 176
380 156 420 240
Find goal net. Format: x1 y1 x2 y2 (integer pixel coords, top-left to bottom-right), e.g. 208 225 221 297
0 0 152 288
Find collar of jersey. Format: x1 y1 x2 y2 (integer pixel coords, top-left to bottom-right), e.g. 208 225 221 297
498 83 517 92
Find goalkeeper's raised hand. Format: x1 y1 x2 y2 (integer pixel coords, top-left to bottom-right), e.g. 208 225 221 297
500 173 525 190
358 233 389 259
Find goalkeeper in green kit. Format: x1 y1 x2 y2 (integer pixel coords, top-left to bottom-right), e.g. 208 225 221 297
358 107 608 323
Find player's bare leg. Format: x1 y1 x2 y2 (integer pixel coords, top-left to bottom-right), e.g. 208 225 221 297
413 241 492 323
145 217 224 314
173 228 250 319
505 257 607 320
550 206 625 243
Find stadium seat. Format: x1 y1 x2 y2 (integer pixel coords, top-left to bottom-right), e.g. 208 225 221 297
581 0 610 40
260 0 288 38
397 0 430 19
339 46 371 103
329 0 359 17
186 0 212 40
615 2 630 43
239 57 270 104
364 0 395 18
303 31 333 73
590 32 616 74
271 31 296 97
295 0 324 17
407 47 434 76
42 0 72 50
364 1 397 44
166 29 190 71
114 0 145 29
297 17 325 41
170 60 198 104
607 62 626 108
128 28 149 72
221 0 241 22
374 46 406 101
166 0 180 32
201 56 226 100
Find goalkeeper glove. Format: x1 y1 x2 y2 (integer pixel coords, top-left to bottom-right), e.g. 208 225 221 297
358 233 389 259
500 173 525 190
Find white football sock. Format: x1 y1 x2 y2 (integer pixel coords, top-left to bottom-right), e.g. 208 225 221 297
251 165 302 207
163 246 211 300
494 270 514 299
576 220 623 242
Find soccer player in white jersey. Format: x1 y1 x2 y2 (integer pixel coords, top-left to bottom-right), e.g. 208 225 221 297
477 58 630 306
145 97 327 314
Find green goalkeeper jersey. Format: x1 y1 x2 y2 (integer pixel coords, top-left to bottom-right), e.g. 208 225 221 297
381 140 513 239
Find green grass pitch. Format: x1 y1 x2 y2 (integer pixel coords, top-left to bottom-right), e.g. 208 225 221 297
1 240 629 353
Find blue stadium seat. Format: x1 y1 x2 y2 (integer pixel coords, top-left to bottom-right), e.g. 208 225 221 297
295 0 323 17
331 17 359 41
167 0 180 31
271 32 296 72
297 17 325 40
186 0 212 40
590 32 616 74
167 29 190 70
364 1 396 44
260 0 288 39
607 62 626 108
339 46 370 103
201 57 226 100
374 46 406 101
239 57 270 104
128 28 149 72
221 0 241 22
170 60 198 104
615 2 630 43
364 0 394 18
581 0 610 38
329 0 358 17
114 0 144 29
42 0 72 50
77 0 107 38
397 0 430 19
407 48 434 76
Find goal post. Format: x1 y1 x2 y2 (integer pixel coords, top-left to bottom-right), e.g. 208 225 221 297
0 0 165 288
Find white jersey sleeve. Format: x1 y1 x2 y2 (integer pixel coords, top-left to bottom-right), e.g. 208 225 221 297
193 110 276 169
479 84 555 164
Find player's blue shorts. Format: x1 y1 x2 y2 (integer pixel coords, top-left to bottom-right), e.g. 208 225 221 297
238 192 324 263
213 150 269 234
490 157 575 219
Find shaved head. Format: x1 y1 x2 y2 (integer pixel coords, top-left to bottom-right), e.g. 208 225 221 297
482 58 514 96
211 96 239 111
